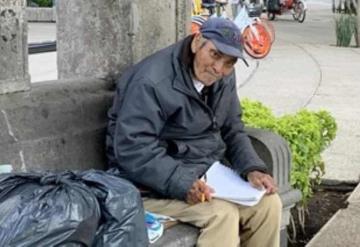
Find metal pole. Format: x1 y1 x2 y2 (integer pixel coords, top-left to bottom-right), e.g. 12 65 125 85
356 0 360 46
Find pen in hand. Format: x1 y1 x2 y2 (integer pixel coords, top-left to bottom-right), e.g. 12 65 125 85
201 174 207 203
201 193 205 203
186 175 214 205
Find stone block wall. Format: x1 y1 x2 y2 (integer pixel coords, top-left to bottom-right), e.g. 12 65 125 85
0 78 113 171
0 0 192 169
0 0 30 94
57 0 191 80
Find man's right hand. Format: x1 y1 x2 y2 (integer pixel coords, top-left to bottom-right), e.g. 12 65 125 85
186 179 214 205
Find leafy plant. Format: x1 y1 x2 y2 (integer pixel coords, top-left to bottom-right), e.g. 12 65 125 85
335 13 357 47
28 0 53 7
241 98 337 204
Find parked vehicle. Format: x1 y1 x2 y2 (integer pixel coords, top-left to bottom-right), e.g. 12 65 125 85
266 0 307 23
191 0 275 59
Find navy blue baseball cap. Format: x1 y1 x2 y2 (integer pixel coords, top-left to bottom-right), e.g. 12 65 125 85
200 18 248 66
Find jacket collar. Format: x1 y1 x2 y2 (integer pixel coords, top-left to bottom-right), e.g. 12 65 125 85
172 35 197 97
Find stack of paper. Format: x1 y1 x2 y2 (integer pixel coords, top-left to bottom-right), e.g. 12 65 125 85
204 162 266 206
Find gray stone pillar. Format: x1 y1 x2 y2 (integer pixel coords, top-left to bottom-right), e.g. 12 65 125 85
57 0 191 80
0 0 30 94
176 0 192 41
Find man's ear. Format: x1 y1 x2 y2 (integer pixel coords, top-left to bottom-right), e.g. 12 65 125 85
191 33 202 54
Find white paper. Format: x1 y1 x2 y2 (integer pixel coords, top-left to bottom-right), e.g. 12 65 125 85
204 162 266 206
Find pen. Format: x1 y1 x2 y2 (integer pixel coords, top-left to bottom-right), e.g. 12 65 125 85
201 174 207 203
201 193 205 203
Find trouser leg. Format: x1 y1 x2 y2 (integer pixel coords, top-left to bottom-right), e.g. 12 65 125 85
144 193 282 247
238 193 282 247
143 198 241 247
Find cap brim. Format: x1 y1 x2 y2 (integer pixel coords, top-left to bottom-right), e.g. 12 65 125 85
211 39 249 67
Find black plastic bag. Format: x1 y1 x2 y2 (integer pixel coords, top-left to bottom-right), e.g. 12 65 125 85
80 170 149 247
0 170 149 247
0 172 101 247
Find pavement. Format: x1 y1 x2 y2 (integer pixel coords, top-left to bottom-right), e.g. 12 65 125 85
235 3 360 246
234 2 360 184
28 1 360 245
28 22 57 83
307 183 360 247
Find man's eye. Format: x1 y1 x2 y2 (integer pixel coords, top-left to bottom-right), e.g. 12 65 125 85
210 51 220 59
225 61 235 68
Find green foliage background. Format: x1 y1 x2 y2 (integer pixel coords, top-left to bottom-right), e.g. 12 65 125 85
28 0 53 7
241 98 337 204
335 14 357 47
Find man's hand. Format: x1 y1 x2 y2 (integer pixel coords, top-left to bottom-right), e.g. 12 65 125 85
186 179 214 205
247 171 278 194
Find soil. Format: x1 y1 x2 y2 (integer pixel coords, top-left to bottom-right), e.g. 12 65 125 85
288 184 356 247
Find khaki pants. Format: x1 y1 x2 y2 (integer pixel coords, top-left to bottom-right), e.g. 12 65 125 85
144 193 282 247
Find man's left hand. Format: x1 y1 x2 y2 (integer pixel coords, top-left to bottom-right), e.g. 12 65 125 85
247 171 278 194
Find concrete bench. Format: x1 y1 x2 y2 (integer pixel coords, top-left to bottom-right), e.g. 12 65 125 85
0 78 301 247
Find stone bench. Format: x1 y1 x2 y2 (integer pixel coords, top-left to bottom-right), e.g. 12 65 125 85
0 78 301 247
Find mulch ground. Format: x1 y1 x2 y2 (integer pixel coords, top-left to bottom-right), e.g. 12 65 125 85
288 184 356 247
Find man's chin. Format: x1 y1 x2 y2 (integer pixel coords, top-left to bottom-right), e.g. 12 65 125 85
203 79 218 86
196 75 219 86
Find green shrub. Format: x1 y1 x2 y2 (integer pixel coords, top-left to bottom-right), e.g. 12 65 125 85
241 98 277 130
241 98 337 204
30 0 53 7
335 13 356 47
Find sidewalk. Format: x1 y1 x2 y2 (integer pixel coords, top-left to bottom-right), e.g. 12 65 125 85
237 42 360 183
28 23 57 83
307 183 360 246
233 4 360 246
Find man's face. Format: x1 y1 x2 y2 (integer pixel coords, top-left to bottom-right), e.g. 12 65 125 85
191 34 237 86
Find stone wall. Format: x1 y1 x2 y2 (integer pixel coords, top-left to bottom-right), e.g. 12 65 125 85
0 0 30 94
57 0 191 80
0 78 113 171
0 0 192 169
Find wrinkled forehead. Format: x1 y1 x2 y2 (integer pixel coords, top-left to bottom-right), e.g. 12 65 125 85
203 40 238 63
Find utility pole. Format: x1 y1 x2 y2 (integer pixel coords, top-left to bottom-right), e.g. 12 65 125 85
357 0 360 46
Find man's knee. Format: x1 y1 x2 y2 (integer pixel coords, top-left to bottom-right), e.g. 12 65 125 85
264 193 282 211
195 200 241 246
264 193 282 208
259 193 282 221
205 199 240 226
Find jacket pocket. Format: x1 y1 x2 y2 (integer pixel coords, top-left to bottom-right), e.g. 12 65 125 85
166 138 221 160
166 140 189 155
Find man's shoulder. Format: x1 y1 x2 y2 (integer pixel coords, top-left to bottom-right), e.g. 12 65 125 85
135 44 179 84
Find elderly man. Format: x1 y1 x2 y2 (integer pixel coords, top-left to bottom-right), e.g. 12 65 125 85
106 18 281 247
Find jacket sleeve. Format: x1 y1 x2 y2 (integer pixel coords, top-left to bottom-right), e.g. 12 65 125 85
113 78 200 201
220 75 269 178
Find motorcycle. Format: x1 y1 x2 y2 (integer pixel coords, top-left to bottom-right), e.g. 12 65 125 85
266 0 307 23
